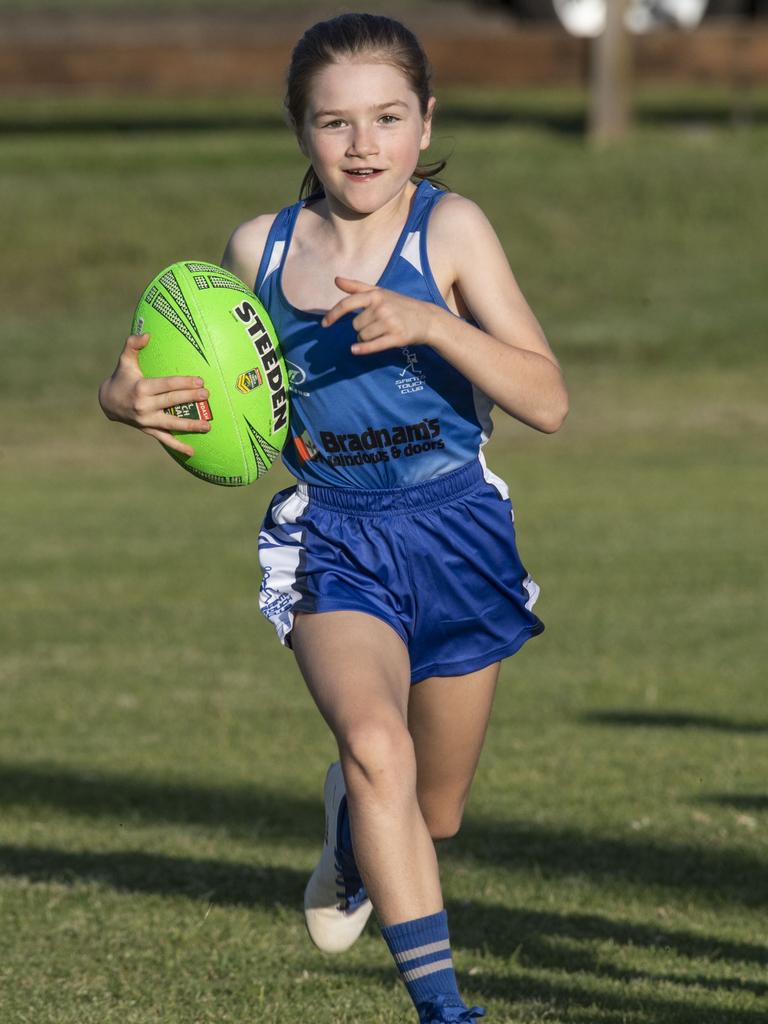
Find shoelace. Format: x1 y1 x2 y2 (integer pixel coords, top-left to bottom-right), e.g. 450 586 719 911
333 843 368 912
417 995 486 1024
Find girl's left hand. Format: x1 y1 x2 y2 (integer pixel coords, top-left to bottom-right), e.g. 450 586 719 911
322 277 439 354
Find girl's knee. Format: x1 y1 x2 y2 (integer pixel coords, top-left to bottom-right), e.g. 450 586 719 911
419 788 467 840
423 808 463 841
339 719 415 791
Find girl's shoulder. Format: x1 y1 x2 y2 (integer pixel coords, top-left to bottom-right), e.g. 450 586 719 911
429 189 497 241
426 189 504 281
221 213 279 290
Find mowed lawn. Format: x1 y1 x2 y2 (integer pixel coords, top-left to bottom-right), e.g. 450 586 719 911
0 92 766 1024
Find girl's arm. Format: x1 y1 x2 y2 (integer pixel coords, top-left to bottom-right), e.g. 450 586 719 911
98 215 276 455
323 197 568 434
220 214 277 291
424 195 568 433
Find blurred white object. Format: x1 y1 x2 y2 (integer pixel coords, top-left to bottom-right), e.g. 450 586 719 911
553 0 710 36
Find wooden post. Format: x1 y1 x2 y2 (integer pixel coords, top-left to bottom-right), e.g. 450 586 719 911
589 0 633 144
732 2 757 128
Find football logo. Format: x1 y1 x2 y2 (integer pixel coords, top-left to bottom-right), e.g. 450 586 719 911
236 367 263 394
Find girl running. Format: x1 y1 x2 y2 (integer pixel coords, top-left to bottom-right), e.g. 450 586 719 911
99 13 568 1023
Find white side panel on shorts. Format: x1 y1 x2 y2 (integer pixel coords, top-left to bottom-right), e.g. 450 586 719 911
258 488 309 646
522 574 540 611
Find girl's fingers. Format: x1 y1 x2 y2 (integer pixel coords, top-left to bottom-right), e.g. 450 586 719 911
118 334 151 370
160 412 211 433
131 388 209 425
121 333 150 361
355 320 390 344
141 375 205 396
152 387 209 409
322 291 374 328
351 307 378 333
125 332 151 351
334 276 373 293
142 427 196 458
351 335 400 355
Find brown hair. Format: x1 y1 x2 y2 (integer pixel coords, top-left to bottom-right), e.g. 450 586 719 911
284 12 447 199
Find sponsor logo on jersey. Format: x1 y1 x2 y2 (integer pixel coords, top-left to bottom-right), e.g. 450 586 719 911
286 361 306 386
236 367 263 394
294 431 319 462
320 417 440 453
286 360 310 397
232 300 289 432
165 399 213 422
298 417 445 469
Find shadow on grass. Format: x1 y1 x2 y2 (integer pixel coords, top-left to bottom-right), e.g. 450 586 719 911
0 761 320 841
325 903 768 1024
700 794 768 812
2 762 767 908
1 844 766 1023
2 104 767 136
473 970 768 1024
445 817 768 909
441 103 768 133
0 843 304 908
581 710 768 733
0 113 287 135
445 903 768 971
3 837 763 1020
327 963 767 1024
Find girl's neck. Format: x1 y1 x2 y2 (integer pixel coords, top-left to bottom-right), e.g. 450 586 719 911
311 181 418 251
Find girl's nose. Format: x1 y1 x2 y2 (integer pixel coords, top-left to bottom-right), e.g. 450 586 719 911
348 127 378 157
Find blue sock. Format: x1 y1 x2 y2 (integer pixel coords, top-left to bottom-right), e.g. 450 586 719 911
380 910 484 1022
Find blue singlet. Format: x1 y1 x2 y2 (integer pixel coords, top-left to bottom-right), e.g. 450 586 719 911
254 180 494 489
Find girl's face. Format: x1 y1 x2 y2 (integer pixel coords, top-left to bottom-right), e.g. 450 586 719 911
300 59 434 214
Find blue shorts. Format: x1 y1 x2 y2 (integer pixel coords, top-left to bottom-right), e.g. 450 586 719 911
257 458 544 684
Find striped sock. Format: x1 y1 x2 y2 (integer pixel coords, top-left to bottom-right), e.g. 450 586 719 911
380 910 484 1022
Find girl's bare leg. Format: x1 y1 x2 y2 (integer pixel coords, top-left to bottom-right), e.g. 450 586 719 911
408 663 500 840
291 609 443 925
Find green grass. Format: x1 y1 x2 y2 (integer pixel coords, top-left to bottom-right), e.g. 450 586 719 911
0 93 767 1023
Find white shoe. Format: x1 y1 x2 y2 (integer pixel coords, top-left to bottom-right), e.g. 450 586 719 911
303 761 373 953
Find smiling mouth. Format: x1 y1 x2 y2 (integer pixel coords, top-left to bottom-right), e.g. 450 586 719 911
343 168 383 177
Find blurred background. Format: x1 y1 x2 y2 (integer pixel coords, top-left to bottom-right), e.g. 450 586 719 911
1 3 766 1024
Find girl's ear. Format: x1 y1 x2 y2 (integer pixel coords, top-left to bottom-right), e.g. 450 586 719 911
420 96 436 151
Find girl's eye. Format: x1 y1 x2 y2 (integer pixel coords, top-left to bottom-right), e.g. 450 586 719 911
322 119 345 129
379 115 400 124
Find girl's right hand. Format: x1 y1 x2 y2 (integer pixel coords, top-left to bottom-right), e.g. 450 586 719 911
98 333 210 458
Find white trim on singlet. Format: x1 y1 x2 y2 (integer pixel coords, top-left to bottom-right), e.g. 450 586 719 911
260 240 286 288
478 448 512 513
400 230 423 275
472 384 494 447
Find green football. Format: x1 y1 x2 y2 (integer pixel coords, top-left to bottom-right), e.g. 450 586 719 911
132 260 289 486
